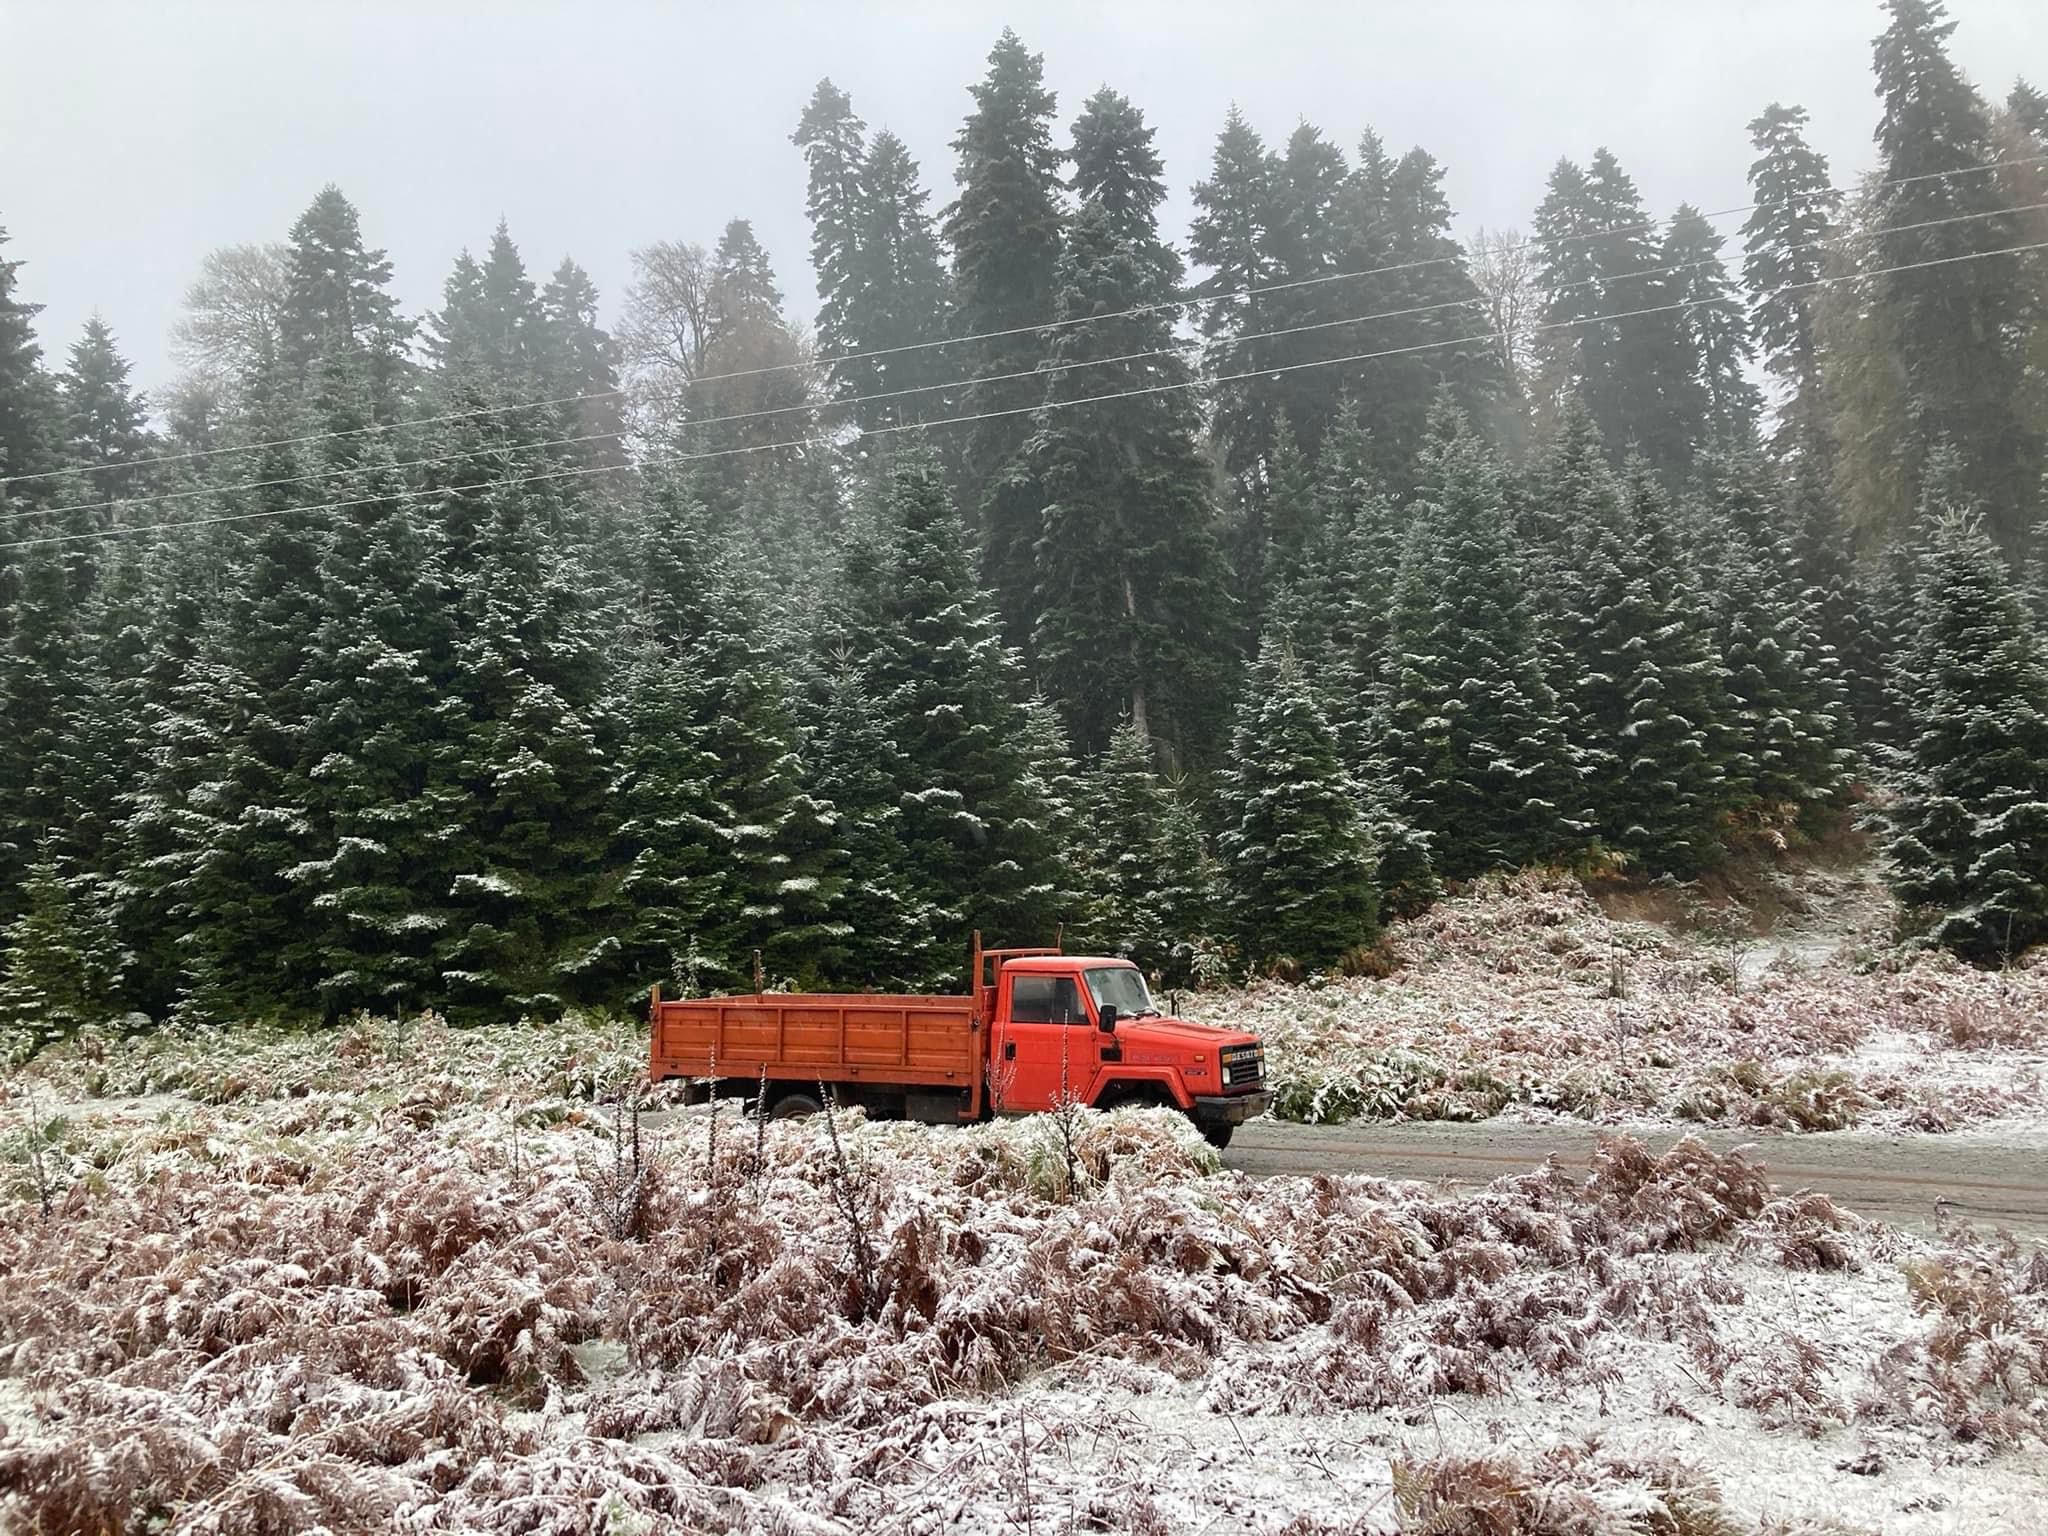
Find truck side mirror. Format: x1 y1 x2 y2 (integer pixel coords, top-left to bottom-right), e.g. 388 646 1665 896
1098 1003 1119 1035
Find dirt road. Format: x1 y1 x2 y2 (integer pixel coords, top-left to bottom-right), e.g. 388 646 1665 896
1224 1120 2048 1240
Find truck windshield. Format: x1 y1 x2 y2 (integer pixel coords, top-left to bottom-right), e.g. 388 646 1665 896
1083 967 1157 1017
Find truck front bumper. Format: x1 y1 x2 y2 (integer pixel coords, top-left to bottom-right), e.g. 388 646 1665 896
1192 1090 1270 1126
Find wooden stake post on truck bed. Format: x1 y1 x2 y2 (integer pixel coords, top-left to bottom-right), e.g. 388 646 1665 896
646 931 1272 1145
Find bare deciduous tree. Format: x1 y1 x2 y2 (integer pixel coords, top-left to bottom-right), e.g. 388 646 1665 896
172 242 290 400
1470 227 1538 406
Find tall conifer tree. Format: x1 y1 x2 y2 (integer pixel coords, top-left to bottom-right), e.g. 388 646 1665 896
944 30 1063 635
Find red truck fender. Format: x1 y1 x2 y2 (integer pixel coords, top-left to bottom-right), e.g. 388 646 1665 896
1087 1065 1194 1111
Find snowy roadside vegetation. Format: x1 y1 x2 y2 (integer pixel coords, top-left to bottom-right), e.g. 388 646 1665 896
3 1021 2045 1533
1195 868 2048 1136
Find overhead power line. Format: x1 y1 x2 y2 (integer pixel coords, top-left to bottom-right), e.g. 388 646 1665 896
5 147 2044 495
12 193 2046 529
6 236 2043 555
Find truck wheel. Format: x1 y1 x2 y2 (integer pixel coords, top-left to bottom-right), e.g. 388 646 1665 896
1198 1121 1234 1151
770 1091 824 1121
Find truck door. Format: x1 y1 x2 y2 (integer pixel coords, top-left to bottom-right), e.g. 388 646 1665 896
992 971 1098 1111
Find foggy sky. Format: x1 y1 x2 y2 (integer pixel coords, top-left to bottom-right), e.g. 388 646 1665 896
4 1 2041 395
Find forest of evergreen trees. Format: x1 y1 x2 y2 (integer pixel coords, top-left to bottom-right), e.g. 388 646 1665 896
2 0 2046 1034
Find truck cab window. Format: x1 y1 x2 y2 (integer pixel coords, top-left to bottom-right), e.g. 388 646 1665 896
1083 967 1156 1017
1010 974 1085 1024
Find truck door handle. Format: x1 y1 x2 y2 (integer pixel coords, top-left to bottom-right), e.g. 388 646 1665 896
1003 1041 1016 1060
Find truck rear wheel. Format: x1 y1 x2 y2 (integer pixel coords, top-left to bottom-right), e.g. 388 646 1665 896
769 1091 824 1121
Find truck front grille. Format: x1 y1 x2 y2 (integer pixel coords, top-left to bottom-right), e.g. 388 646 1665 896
1220 1044 1265 1090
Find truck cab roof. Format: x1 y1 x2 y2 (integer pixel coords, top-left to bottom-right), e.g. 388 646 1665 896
997 955 1136 973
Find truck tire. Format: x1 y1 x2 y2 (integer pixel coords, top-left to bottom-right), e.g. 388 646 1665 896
770 1091 824 1121
1197 1120 1234 1151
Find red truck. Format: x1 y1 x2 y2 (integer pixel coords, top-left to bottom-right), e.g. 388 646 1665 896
647 935 1270 1148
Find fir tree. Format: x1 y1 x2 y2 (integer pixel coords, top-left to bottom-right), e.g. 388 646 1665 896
424 406 616 1019
1217 633 1377 973
106 531 218 1015
1092 721 1178 970
1868 0 2038 548
295 379 464 1019
1693 451 1852 825
1741 104 1841 459
1188 106 1277 502
852 455 1062 976
2008 77 2048 143
1329 139 1506 482
277 185 412 413
847 130 953 431
0 533 89 926
792 78 869 373
684 219 812 518
1533 151 1696 479
1785 459 1886 739
58 317 154 499
686 562 850 988
608 629 727 1001
805 642 925 987
0 219 58 487
0 847 126 1042
1886 512 2048 961
1662 205 1761 449
944 29 1064 637
1027 96 1236 759
1549 450 1739 876
537 256 629 471
1377 414 1589 878
170 435 332 1021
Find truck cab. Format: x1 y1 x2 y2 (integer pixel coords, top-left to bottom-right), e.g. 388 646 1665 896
982 951 1268 1148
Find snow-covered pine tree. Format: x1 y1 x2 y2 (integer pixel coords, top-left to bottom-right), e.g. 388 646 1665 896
1188 106 1278 505
295 365 466 1019
685 561 850 989
1741 104 1841 460
1149 784 1223 988
1885 512 2048 961
1091 722 1178 972
107 531 220 1016
1553 451 1740 876
1693 451 1853 828
848 130 954 432
1532 151 1695 480
58 317 155 500
1784 459 1885 737
276 184 412 415
1027 91 1235 759
1017 696 1091 945
1377 412 1589 878
1661 205 1762 453
1868 0 2037 549
0 845 126 1044
792 78 867 367
944 29 1064 640
852 455 1062 972
0 529 89 927
171 436 329 1022
805 642 927 988
1217 631 1377 973
1307 407 1406 769
423 398 616 1019
0 217 60 486
536 257 628 473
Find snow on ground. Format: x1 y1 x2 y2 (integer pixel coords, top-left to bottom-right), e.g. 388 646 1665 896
2 1018 2044 1534
1189 868 2048 1138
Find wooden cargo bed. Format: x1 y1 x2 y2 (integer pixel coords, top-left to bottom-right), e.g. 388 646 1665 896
648 990 982 1095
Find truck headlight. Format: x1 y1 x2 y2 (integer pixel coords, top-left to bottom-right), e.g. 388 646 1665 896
1221 1066 1234 1086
